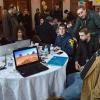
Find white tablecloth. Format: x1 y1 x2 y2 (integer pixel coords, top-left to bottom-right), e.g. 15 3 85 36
0 52 68 100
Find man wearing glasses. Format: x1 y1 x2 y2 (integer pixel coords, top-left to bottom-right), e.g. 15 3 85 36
74 6 100 39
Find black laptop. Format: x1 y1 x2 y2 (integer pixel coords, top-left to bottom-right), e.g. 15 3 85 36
80 54 96 79
80 49 100 79
13 46 49 77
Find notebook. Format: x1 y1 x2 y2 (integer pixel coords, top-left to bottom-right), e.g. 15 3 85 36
47 56 68 67
13 46 49 77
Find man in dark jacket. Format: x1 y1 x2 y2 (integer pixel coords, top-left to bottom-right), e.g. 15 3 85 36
34 8 41 30
55 24 75 57
36 17 55 44
74 6 100 39
22 9 32 39
75 28 100 71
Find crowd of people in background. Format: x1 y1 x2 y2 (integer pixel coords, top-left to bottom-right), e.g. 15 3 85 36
0 3 100 100
1 4 32 42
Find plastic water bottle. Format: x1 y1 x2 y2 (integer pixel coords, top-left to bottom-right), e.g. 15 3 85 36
50 44 54 54
44 45 49 56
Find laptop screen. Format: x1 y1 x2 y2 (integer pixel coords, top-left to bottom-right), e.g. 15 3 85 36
13 47 39 67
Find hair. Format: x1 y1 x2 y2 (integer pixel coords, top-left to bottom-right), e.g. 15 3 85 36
0 34 11 45
64 9 68 14
77 5 86 11
57 23 67 34
16 25 26 40
79 28 89 35
16 25 25 34
36 8 39 11
58 23 66 29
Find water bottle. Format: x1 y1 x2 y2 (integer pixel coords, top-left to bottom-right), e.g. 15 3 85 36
44 45 49 56
50 44 54 54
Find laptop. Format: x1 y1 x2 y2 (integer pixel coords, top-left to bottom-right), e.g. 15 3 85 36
0 45 6 56
0 43 16 56
13 46 49 77
80 53 96 79
81 49 100 79
14 39 31 49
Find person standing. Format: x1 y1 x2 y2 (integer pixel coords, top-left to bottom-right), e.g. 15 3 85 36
74 6 100 40
36 17 55 44
34 8 41 31
22 9 32 39
2 9 11 39
51 5 63 20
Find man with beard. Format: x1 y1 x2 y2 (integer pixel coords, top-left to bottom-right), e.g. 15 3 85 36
75 28 100 71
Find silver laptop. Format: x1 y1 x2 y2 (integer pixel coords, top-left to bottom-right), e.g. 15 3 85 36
0 39 31 56
0 43 16 56
14 39 31 49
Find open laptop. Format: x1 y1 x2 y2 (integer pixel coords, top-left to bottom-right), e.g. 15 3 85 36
80 52 96 79
0 45 6 56
13 46 49 77
0 43 16 56
14 39 31 49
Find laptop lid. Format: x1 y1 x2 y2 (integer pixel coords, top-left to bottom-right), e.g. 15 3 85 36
15 39 31 50
0 43 16 56
13 46 40 69
0 45 6 56
80 55 96 79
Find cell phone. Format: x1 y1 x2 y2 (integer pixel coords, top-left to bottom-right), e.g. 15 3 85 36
57 51 63 54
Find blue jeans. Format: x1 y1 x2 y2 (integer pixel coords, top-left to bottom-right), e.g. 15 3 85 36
61 72 83 100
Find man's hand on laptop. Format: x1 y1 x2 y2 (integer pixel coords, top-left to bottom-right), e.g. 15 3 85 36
80 66 84 72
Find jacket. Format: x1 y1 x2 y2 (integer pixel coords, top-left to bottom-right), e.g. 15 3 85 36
37 22 56 44
75 36 100 66
55 33 74 56
81 56 100 100
74 10 100 35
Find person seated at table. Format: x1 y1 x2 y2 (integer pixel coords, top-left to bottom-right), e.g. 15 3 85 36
54 23 75 57
75 28 100 71
32 33 43 45
54 23 77 74
15 25 26 41
0 34 11 45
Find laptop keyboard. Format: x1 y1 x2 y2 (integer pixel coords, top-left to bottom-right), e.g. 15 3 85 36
18 63 48 77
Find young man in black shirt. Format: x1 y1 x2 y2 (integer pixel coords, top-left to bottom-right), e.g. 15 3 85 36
75 28 100 71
